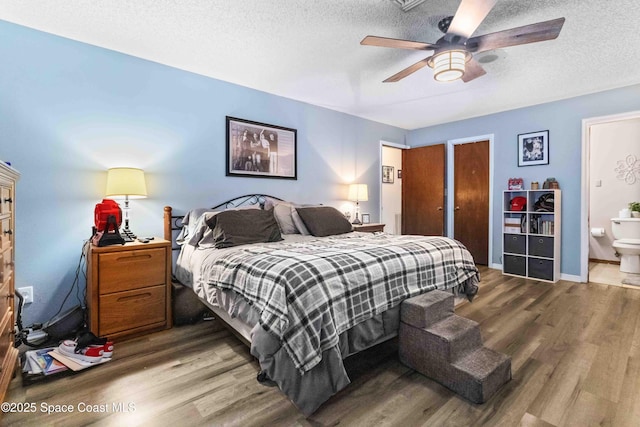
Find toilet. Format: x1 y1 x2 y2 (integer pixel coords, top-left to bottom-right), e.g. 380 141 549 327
611 218 640 285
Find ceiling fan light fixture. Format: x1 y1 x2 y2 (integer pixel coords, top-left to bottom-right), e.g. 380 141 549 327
431 50 466 82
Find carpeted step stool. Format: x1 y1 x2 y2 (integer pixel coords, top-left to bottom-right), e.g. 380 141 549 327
399 290 511 403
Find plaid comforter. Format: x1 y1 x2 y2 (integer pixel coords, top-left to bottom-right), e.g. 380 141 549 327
207 233 479 373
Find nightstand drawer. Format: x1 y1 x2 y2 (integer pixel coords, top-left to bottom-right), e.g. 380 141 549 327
99 285 166 336
98 248 166 294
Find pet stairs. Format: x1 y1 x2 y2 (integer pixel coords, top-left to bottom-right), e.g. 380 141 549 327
399 290 511 403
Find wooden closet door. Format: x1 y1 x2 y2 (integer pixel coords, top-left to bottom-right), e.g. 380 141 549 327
453 140 489 265
402 144 445 236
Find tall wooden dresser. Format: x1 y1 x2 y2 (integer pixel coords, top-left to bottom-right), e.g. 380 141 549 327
0 162 19 402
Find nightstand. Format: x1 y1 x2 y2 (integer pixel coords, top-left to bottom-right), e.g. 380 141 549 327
86 238 172 341
353 223 385 233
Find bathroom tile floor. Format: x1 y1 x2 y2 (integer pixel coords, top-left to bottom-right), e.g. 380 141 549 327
589 261 639 288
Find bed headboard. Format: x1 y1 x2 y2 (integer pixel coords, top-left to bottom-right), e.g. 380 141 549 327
163 194 285 253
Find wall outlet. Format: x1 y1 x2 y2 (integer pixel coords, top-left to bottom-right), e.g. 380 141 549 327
17 286 33 304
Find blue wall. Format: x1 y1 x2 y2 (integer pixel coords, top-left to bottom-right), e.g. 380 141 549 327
4 17 640 327
408 85 640 277
0 20 407 325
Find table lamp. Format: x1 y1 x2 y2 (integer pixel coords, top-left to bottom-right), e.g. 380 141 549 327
105 167 147 241
348 183 368 225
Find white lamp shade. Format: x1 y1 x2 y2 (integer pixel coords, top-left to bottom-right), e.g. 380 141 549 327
105 167 147 199
348 184 369 202
432 50 466 82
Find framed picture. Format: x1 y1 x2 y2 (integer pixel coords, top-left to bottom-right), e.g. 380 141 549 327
361 213 370 224
397 169 402 179
382 165 394 183
226 116 297 179
518 130 549 167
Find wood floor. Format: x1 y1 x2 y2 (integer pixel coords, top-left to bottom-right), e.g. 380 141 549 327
4 266 640 426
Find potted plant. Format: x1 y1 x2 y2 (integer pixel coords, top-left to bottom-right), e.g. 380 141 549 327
629 202 640 218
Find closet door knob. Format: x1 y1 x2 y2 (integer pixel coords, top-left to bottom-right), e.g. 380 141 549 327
437 206 443 211
455 206 460 211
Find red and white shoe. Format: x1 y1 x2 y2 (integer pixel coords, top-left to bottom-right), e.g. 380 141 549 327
58 340 104 363
102 341 114 358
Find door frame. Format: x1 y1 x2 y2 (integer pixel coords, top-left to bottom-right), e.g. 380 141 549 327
446 134 495 267
379 140 409 223
580 110 640 282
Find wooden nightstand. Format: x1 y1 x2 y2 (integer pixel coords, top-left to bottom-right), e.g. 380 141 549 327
353 223 385 233
86 238 172 341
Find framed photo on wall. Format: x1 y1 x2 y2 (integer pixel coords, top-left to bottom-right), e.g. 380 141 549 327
382 165 394 183
226 116 297 179
518 130 549 167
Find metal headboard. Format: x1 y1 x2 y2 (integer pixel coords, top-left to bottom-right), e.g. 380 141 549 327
163 194 285 253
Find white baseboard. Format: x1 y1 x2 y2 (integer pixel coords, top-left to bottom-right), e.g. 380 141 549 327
490 263 502 270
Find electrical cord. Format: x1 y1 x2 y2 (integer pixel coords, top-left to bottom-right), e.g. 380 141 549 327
14 239 90 348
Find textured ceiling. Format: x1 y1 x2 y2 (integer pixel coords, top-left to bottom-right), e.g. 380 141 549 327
2 0 640 130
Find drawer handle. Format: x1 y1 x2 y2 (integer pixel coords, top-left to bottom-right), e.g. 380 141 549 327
116 254 152 263
538 239 543 243
512 236 518 241
3 198 11 204
3 229 12 236
117 292 152 302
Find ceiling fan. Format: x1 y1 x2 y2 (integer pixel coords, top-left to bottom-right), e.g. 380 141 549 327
361 0 565 83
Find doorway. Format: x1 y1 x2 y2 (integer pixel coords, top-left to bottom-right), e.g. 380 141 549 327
581 110 640 283
381 144 404 234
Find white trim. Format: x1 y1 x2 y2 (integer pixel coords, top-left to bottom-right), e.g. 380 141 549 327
490 263 503 270
381 140 410 150
446 134 495 265
581 110 640 283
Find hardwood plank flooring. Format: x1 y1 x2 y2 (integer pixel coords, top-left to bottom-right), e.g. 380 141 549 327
3 267 640 426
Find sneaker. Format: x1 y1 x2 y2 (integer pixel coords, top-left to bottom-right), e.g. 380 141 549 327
102 341 114 358
58 340 104 363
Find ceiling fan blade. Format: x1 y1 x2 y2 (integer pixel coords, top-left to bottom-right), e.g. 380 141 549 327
446 0 497 41
461 58 486 82
466 17 565 53
383 57 432 82
361 35 436 50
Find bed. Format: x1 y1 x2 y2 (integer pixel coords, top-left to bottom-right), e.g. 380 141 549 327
163 194 479 415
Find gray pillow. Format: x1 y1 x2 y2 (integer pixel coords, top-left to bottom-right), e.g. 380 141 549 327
295 206 353 237
273 202 299 234
206 209 283 248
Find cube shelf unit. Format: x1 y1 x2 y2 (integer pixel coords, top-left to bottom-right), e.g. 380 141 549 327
502 189 561 282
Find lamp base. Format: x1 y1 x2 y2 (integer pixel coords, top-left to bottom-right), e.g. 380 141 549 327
120 226 136 243
352 213 362 225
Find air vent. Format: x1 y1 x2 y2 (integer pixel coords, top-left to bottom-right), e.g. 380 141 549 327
390 0 427 12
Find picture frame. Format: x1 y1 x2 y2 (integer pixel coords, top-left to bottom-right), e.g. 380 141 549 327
361 213 370 224
382 165 394 183
226 116 297 179
397 169 402 179
518 130 549 167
